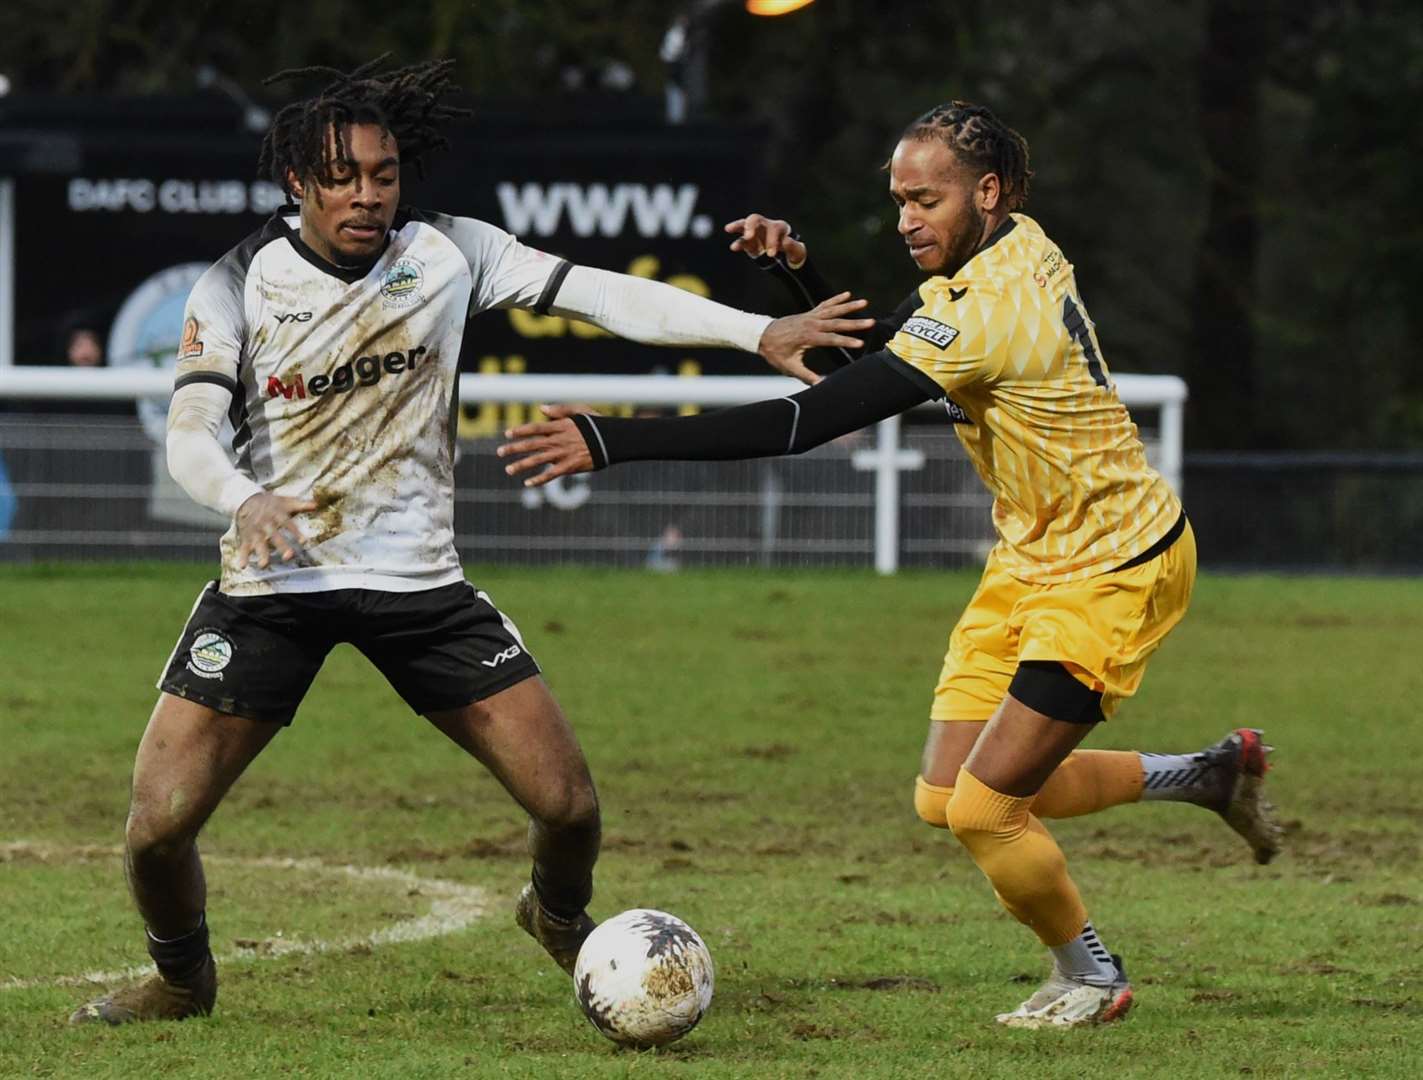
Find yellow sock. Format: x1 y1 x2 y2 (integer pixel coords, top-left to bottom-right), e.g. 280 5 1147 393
946 768 1088 947
1031 750 1144 819
913 775 954 828
914 750 1141 829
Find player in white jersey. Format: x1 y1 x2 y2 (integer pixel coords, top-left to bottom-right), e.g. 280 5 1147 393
70 58 874 1026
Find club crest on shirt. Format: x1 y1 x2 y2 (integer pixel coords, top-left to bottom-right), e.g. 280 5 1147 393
901 315 960 350
380 257 425 309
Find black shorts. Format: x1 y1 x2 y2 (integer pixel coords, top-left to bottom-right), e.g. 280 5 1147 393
157 580 541 724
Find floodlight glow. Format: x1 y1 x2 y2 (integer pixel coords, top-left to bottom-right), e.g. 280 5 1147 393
746 0 815 15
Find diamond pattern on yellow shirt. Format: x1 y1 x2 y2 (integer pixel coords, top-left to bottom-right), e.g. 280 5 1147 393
887 213 1181 583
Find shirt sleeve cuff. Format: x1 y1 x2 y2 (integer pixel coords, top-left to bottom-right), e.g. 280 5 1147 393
216 475 265 517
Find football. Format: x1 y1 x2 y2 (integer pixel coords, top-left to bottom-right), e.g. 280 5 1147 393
573 908 715 1048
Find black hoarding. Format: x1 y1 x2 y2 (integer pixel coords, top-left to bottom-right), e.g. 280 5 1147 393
9 97 770 437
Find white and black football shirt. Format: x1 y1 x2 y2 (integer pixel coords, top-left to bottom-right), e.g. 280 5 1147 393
174 206 571 596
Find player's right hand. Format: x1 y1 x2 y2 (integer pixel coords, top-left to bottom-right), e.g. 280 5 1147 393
725 214 807 269
499 405 600 487
234 492 319 569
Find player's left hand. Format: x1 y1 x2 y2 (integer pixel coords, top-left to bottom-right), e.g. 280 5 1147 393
498 405 600 487
758 292 876 385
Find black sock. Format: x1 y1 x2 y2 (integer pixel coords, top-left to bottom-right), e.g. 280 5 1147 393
146 915 210 981
531 867 591 922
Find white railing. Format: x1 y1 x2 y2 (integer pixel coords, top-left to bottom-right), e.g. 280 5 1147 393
0 367 1185 573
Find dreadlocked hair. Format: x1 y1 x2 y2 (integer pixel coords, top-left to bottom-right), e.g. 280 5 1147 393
901 101 1033 211
257 55 469 201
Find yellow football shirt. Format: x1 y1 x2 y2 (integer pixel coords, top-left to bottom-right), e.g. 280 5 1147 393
887 213 1181 584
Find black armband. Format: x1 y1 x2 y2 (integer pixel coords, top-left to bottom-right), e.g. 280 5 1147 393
532 259 574 315
173 371 238 395
571 352 943 469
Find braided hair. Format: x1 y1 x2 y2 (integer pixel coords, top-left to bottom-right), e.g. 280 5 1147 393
901 101 1033 211
257 55 468 202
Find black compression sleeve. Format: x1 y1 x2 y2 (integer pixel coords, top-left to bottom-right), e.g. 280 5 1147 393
754 251 839 308
573 352 943 469
754 250 924 369
754 252 859 372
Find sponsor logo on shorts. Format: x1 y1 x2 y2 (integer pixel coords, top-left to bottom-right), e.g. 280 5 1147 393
901 316 960 350
482 645 523 668
188 630 233 679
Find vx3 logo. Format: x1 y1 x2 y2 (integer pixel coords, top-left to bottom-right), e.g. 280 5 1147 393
274 311 313 324
481 645 523 668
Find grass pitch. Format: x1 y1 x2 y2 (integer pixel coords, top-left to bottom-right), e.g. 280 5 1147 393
2 564 1420 1078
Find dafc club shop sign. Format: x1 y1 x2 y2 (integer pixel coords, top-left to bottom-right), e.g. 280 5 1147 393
66 177 287 215
12 117 766 404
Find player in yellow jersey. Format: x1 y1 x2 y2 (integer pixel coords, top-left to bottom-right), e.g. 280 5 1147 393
497 101 1283 1028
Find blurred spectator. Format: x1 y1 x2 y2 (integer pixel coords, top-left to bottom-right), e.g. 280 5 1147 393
0 452 14 540
13 317 135 416
65 326 105 367
646 523 683 572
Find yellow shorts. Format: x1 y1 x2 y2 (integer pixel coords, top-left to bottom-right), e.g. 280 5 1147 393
930 521 1196 722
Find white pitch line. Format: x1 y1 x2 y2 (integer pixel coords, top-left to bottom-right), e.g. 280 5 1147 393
0 842 490 991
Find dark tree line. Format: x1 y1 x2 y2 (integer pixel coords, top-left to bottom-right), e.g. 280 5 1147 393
2 0 1420 451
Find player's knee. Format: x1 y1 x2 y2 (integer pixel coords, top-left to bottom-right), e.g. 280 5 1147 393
125 788 203 862
125 818 192 862
945 782 1018 846
913 775 954 829
535 776 600 833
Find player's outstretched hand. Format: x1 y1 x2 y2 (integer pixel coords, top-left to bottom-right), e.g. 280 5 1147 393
758 292 876 385
725 214 807 268
235 491 318 569
499 405 600 488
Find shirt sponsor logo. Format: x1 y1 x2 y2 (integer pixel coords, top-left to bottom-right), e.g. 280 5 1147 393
944 397 971 425
380 257 425 309
1035 248 1066 287
273 311 313 324
901 316 960 350
266 346 428 401
188 630 233 679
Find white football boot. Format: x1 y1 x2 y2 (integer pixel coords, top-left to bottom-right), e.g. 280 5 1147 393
996 956 1133 1029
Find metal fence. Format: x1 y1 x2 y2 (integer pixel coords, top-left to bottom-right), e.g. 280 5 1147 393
1 368 1189 572
1184 453 1423 573
0 413 1004 570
